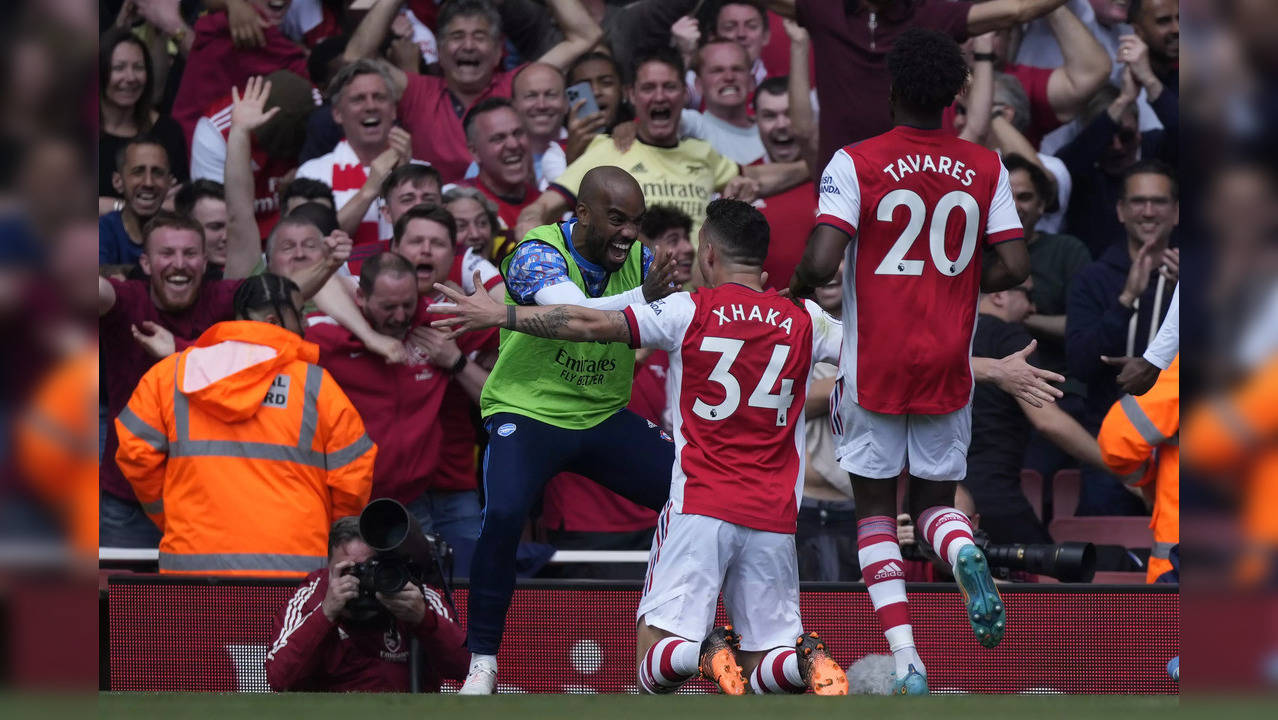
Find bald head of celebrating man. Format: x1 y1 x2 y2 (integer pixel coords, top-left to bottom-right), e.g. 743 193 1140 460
575 166 646 272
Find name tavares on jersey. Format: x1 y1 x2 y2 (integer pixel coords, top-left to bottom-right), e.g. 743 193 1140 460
882 154 975 186
711 303 795 334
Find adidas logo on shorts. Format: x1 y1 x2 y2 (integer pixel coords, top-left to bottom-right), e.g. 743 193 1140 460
874 561 904 581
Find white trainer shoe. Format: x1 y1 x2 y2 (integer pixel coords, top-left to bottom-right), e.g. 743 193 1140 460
458 658 498 695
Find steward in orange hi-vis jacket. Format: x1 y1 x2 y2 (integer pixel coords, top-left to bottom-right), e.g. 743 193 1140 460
115 320 376 577
1099 354 1179 583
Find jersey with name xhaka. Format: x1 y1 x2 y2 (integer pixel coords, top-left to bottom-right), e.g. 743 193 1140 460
623 284 842 533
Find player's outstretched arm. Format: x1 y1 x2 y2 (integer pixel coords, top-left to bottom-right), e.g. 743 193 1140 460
972 339 1065 408
428 273 633 345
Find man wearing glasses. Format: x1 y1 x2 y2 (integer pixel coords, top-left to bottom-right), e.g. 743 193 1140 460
1065 159 1179 516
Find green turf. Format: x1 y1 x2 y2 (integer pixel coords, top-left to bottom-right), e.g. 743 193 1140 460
93 692 1198 720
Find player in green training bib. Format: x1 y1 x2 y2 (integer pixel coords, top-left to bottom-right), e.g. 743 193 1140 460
458 166 679 694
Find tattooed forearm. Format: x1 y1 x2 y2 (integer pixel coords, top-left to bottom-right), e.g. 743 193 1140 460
607 311 632 346
517 306 574 339
512 306 631 344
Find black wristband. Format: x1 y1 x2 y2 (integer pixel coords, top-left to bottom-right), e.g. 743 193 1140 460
972 52 997 63
506 305 516 330
449 354 468 374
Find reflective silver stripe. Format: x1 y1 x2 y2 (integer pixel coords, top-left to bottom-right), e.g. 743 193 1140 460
159 552 326 573
326 433 374 470
1213 397 1257 447
297 364 323 451
170 439 326 467
117 406 169 452
1120 394 1167 446
141 499 164 515
174 363 190 442
1152 542 1176 559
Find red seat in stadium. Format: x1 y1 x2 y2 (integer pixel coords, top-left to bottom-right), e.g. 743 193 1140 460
1051 469 1082 519
1020 469 1043 520
1048 515 1153 550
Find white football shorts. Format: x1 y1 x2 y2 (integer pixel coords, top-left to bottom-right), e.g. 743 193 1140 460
636 503 802 652
832 393 972 482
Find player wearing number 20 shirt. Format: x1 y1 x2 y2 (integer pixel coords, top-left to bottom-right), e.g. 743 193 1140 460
820 127 1022 418
789 30 1030 692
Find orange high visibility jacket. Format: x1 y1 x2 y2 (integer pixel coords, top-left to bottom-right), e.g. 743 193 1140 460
1183 353 1278 582
1099 355 1179 582
17 347 99 553
114 320 376 577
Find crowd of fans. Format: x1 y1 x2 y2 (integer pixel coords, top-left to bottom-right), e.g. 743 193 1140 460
98 0 1179 582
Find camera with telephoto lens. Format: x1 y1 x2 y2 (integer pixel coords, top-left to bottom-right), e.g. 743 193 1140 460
971 529 1097 583
341 498 453 626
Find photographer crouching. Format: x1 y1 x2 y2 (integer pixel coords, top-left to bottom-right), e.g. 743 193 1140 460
264 516 468 692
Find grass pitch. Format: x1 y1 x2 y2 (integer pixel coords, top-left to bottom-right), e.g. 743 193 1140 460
94 692 1204 720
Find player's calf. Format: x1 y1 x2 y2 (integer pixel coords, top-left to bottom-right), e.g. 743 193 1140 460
638 635 701 694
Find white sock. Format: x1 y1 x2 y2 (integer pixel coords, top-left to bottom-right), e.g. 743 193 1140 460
469 652 497 672
750 647 805 694
889 640 924 680
639 637 699 694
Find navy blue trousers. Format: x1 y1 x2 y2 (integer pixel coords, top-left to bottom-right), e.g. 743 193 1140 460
467 410 673 655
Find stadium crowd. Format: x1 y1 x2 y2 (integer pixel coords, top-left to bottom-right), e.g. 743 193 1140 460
98 0 1180 592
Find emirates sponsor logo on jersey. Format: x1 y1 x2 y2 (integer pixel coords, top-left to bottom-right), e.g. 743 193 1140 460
874 561 904 581
554 348 618 387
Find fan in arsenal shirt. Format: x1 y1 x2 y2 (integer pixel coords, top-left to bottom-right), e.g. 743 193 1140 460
296 59 425 275
458 98 541 235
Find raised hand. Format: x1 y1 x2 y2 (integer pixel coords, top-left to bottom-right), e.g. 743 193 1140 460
368 147 403 189
1119 243 1157 307
227 0 268 49
388 126 413 163
642 245 679 302
671 16 701 60
782 18 809 45
426 271 507 338
230 76 280 132
566 99 608 147
1159 248 1179 283
131 321 175 359
992 340 1065 408
721 175 760 203
610 120 638 154
324 230 353 268
1118 34 1156 87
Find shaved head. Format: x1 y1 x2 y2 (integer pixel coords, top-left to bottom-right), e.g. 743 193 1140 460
575 166 646 272
578 165 643 208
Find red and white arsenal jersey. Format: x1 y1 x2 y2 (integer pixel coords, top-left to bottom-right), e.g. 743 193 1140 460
296 140 396 273
190 95 303 237
623 284 841 533
817 126 1022 415
447 246 503 295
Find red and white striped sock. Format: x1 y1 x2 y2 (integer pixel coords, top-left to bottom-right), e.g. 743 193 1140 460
918 506 976 569
857 515 924 679
638 636 699 694
749 647 804 694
